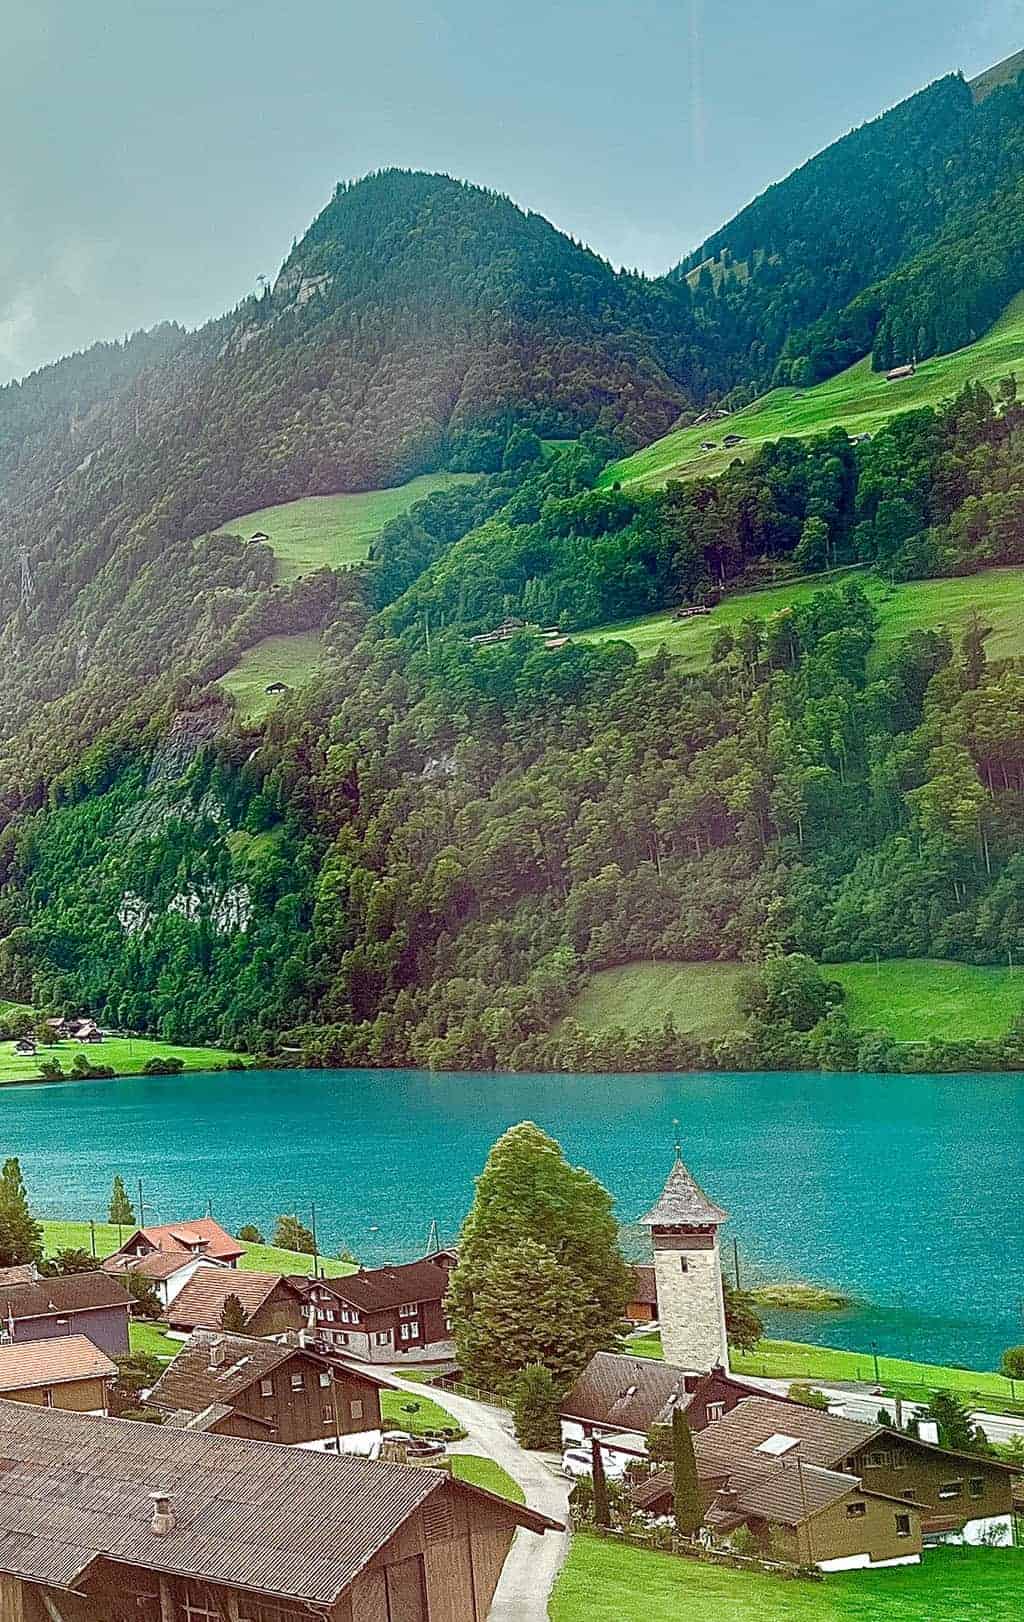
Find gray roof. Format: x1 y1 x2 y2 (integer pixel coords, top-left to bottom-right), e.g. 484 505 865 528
0 1400 557 1601
146 1329 386 1419
560 1352 698 1431
639 1156 727 1227
0 1272 130 1322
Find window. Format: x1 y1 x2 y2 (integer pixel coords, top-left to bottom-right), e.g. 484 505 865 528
181 1585 224 1622
374 1331 390 1346
895 1514 912 1538
863 1450 891 1469
319 1371 331 1388
969 1477 986 1500
259 1378 274 1398
846 1502 867 1519
350 1399 363 1421
399 1303 417 1317
892 1451 907 1470
938 1481 962 1500
400 1323 412 1340
290 1373 304 1391
679 1258 688 1274
325 1310 337 1322
322 1405 334 1424
902 1490 917 1502
334 1332 349 1345
705 1403 726 1423
341 1308 360 1324
43 1389 54 1408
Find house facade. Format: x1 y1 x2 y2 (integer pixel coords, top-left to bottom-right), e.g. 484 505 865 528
299 1253 457 1364
0 1273 130 1359
164 1271 307 1338
146 1329 384 1454
0 1400 559 1622
0 1335 116 1415
624 1264 658 1325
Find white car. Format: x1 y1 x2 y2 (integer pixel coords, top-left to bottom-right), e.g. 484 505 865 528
561 1444 633 1480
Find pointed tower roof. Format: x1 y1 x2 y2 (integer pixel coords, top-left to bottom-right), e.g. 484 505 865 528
639 1155 728 1228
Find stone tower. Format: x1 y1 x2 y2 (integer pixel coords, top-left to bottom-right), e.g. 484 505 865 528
639 1150 729 1373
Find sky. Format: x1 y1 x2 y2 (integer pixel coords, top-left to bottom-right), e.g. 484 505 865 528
1 0 1023 383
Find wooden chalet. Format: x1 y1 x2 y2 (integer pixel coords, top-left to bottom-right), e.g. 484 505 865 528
145 1329 385 1453
110 1219 245 1269
165 1271 307 1339
299 1253 457 1364
0 1335 115 1415
102 1250 224 1310
0 1400 559 1622
631 1396 1018 1563
0 1272 130 1360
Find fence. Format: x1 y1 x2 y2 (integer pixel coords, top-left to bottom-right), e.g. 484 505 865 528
577 1521 822 1582
433 1376 511 1409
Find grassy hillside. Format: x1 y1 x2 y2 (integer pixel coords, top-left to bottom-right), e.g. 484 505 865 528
0 1035 242 1086
221 475 480 581
218 632 323 721
552 1536 1024 1622
39 1219 355 1277
601 293 1024 489
568 959 1023 1045
576 565 1024 670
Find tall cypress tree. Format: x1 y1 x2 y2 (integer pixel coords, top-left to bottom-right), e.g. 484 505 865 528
0 1159 42 1268
591 1434 610 1528
108 1175 135 1228
672 1407 703 1538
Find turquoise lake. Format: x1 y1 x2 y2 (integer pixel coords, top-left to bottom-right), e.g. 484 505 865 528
6 1066 1023 1372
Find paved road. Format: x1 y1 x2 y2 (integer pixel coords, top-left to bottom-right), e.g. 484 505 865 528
381 1371 570 1621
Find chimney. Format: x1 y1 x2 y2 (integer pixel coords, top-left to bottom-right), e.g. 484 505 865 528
208 1337 226 1371
149 1492 176 1536
716 1487 739 1512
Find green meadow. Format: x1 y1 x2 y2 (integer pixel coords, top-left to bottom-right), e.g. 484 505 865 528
576 565 1024 671
222 474 479 582
218 632 324 721
601 292 1024 490
39 1219 355 1278
0 1035 241 1086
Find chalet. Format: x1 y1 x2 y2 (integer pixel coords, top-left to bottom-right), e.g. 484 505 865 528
44 1017 101 1042
0 1272 130 1359
0 1400 559 1622
12 1040 35 1057
722 434 745 447
165 1270 307 1339
0 1334 115 1415
249 529 270 541
264 681 289 694
632 1397 1017 1556
885 363 916 382
700 440 717 451
110 1218 245 1269
145 1329 385 1454
298 1253 457 1363
625 1264 658 1324
560 1351 791 1468
102 1249 225 1309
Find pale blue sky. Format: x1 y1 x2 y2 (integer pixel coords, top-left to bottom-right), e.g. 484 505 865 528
2 0 1022 381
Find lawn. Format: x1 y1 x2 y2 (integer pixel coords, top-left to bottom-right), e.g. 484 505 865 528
576 564 1024 671
218 632 323 722
129 1321 181 1360
380 1387 465 1438
601 291 1024 490
0 1035 242 1086
220 475 479 582
450 1453 525 1503
39 1220 356 1278
550 1534 1024 1621
567 962 749 1041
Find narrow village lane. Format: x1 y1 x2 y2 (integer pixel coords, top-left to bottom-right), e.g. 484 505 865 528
380 1371 571 1621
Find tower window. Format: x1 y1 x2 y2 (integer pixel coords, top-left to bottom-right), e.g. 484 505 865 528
679 1257 688 1273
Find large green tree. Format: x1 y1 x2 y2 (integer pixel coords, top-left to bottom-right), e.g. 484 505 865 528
108 1175 135 1228
447 1123 631 1393
0 1159 42 1269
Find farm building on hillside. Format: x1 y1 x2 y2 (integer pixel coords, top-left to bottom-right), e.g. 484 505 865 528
885 364 916 381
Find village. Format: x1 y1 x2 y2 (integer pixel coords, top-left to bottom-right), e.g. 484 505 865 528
0 1130 1015 1622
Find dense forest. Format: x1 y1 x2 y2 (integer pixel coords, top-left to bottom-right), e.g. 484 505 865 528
5 56 1024 1072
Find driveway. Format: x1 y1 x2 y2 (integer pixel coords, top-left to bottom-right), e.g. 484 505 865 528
380 1371 570 1621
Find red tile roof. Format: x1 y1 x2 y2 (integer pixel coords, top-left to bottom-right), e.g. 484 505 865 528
120 1219 245 1263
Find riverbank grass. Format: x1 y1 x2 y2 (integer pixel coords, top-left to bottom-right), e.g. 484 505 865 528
550 1533 1024 1621
39 1221 355 1278
0 1036 243 1086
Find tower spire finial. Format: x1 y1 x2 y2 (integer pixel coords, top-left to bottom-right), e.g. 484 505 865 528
672 1118 681 1160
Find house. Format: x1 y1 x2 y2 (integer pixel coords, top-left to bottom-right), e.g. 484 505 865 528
700 440 717 451
165 1269 308 1338
639 1150 730 1371
249 529 270 541
264 681 289 694
43 1017 101 1042
0 1272 130 1359
101 1248 225 1309
560 1351 791 1468
108 1218 245 1269
625 1264 658 1324
632 1396 1018 1555
722 434 745 448
12 1039 35 1057
0 1334 116 1414
0 1400 559 1622
145 1328 385 1453
886 363 916 382
298 1252 457 1363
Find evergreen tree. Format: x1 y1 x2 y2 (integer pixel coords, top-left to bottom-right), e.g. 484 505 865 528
108 1175 135 1228
447 1123 631 1392
273 1214 315 1254
591 1434 610 1528
511 1363 560 1449
219 1293 248 1333
236 1224 264 1244
671 1407 702 1538
0 1158 42 1269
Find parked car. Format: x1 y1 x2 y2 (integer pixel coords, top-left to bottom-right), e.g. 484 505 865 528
561 1444 633 1480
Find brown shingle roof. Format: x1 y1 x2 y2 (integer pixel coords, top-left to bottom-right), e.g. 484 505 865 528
560 1352 698 1432
120 1220 245 1263
103 1252 223 1284
0 1272 129 1323
0 1335 116 1392
693 1395 881 1472
147 1330 387 1419
0 1400 557 1601
639 1156 727 1227
165 1271 304 1331
303 1256 451 1313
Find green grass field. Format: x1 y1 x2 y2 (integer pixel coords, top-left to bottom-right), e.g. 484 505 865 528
550 1535 1024 1622
0 1035 242 1086
602 292 1024 490
566 957 1024 1046
218 632 323 721
39 1220 355 1278
576 564 1024 671
380 1387 465 1438
450 1454 525 1503
222 475 479 582
129 1321 181 1360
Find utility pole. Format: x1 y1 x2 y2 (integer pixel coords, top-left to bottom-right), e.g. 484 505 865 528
89 1219 96 1259
137 1180 145 1229
310 1202 320 1280
425 1218 440 1256
732 1238 741 1292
